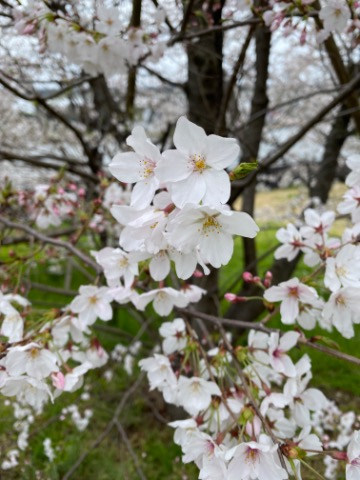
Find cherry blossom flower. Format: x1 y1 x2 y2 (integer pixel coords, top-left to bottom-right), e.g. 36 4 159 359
338 186 360 223
274 223 304 261
322 287 360 338
159 318 187 354
346 430 360 480
283 360 328 427
96 5 123 36
60 363 92 393
346 154 360 187
198 455 228 480
181 429 218 466
263 278 319 324
1 312 24 342
324 244 360 292
139 354 177 391
4 344 59 380
168 204 259 268
1 377 53 409
111 205 167 254
91 247 140 288
135 287 190 316
70 286 113 326
109 126 162 209
319 0 351 33
300 209 335 241
177 376 221 416
268 331 300 377
226 437 288 480
156 116 240 208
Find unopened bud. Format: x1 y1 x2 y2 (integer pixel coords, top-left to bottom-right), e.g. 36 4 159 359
239 405 255 425
263 271 273 288
300 28 307 45
193 270 204 278
331 451 348 461
224 293 247 303
281 445 306 460
243 272 253 282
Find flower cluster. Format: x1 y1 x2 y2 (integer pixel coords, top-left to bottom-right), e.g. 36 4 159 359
265 153 360 339
14 2 166 78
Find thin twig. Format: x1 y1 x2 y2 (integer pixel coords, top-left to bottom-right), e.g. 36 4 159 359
180 309 360 367
62 374 145 480
232 72 360 192
114 419 147 480
0 216 101 274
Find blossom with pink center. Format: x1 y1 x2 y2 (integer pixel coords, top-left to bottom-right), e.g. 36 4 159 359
226 438 288 480
263 277 318 325
268 331 300 377
338 186 360 223
300 209 335 241
156 116 240 208
274 223 304 261
159 318 187 354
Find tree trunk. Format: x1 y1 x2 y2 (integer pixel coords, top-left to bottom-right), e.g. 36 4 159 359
310 104 351 203
239 4 271 277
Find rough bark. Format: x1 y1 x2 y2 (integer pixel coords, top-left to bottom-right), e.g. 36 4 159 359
126 0 142 117
186 0 225 134
310 104 351 203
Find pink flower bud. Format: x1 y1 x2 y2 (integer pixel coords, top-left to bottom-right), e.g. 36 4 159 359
300 28 307 45
22 22 36 35
331 451 348 461
243 272 253 282
78 188 86 197
193 270 204 278
224 293 247 303
263 271 273 288
224 293 238 303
